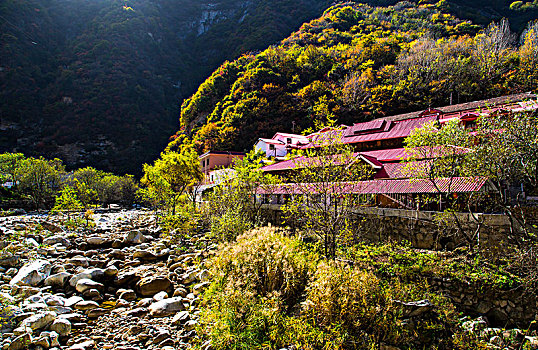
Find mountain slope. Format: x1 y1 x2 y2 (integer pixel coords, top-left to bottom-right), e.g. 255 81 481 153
0 0 331 174
2 0 538 174
177 2 538 154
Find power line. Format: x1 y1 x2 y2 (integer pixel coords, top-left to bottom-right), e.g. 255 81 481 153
0 14 39 45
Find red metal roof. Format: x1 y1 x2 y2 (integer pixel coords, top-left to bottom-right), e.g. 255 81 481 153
261 156 308 172
344 119 389 136
360 148 410 162
303 115 437 149
375 160 432 179
262 145 470 173
257 177 488 195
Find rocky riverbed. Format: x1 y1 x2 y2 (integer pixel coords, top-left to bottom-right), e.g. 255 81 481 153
0 210 214 350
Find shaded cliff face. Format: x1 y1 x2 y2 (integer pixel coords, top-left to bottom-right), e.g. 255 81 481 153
0 0 330 174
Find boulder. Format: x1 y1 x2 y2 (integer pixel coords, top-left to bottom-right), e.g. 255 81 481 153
193 282 210 296
181 270 198 285
0 255 21 268
153 291 169 301
8 333 31 350
20 311 56 331
67 256 90 267
133 250 157 261
41 222 64 233
76 278 104 293
114 270 141 287
73 300 99 311
65 296 84 308
32 334 50 348
49 318 72 336
104 265 118 277
123 230 147 245
68 340 96 350
43 235 70 247
171 311 190 326
87 308 108 318
117 289 137 301
135 277 173 297
44 272 72 288
10 260 52 286
69 268 105 287
148 297 185 317
86 236 108 246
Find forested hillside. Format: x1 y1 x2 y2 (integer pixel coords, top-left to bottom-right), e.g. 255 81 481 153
0 0 331 174
178 1 538 154
2 0 538 174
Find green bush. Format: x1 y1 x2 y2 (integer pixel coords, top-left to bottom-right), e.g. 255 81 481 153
280 262 471 349
209 210 252 243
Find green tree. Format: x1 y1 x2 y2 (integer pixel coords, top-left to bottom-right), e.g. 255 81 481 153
52 186 83 220
141 143 203 215
471 111 538 238
405 112 538 246
72 179 99 209
16 157 65 210
0 153 25 193
404 119 483 247
205 148 280 241
97 174 138 207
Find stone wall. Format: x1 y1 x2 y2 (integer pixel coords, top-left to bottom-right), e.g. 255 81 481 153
428 277 536 328
261 204 519 252
354 207 518 252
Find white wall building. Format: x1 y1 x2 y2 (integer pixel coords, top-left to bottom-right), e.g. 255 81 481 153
254 132 310 158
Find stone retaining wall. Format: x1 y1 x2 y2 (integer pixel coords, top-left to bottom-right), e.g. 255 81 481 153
261 205 519 251
428 277 536 328
355 207 518 251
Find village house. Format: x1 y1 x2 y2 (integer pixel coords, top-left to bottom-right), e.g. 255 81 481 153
198 150 245 182
259 93 538 209
254 132 310 159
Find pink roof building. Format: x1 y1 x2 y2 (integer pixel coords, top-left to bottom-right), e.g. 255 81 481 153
257 93 538 209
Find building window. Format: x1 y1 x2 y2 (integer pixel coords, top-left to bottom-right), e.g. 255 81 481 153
287 138 292 144
269 144 275 151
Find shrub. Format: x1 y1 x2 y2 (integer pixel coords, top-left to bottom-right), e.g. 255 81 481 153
0 294 16 331
198 227 318 349
198 228 483 350
279 262 482 350
209 210 252 243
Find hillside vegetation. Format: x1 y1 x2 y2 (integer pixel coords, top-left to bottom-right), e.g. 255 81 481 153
2 0 538 173
0 0 331 174
178 2 538 154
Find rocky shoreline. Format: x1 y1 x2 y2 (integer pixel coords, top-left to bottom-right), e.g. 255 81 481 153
0 211 214 350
